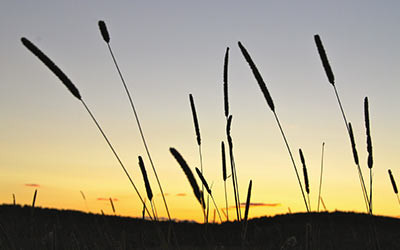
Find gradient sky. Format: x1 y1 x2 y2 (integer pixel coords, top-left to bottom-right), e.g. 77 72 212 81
1 1 400 222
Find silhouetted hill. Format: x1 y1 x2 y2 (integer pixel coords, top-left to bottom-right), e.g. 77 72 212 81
0 204 399 249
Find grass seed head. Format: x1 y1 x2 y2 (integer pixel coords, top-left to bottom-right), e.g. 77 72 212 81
238 41 275 112
195 167 211 195
109 197 116 214
314 34 335 86
98 20 110 43
189 94 201 146
224 47 230 118
221 141 227 181
138 156 153 201
388 169 398 194
348 122 359 165
170 148 203 207
299 149 310 194
243 180 253 222
364 97 373 169
226 115 233 149
21 37 82 100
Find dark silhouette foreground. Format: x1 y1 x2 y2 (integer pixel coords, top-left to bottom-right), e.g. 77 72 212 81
0 205 399 249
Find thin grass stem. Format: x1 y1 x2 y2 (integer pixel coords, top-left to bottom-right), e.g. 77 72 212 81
238 41 308 212
102 26 171 221
317 142 325 212
81 100 153 220
274 113 309 212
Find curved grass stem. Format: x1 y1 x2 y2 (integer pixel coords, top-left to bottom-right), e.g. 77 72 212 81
106 44 171 221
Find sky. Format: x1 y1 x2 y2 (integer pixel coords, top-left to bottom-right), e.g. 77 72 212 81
1 1 400 222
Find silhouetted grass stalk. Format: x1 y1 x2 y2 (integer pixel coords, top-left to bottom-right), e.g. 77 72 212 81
317 142 325 212
138 156 157 220
299 149 311 211
170 148 206 218
226 115 241 220
21 37 153 220
349 122 370 213
388 169 400 206
238 41 309 212
189 94 206 222
364 97 374 214
98 20 170 221
32 189 37 208
223 47 229 119
109 197 116 214
314 35 370 213
80 190 89 212
321 197 327 211
12 194 16 206
241 180 252 242
195 167 223 223
223 48 242 221
221 141 229 221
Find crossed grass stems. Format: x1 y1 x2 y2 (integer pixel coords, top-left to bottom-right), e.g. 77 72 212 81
21 21 399 231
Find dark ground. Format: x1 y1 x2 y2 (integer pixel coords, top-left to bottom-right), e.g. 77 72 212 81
0 205 399 249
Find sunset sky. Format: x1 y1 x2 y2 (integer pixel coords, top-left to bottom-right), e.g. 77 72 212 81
1 1 400 222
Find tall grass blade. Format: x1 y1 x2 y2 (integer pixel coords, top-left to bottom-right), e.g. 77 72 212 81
317 142 325 212
12 194 16 206
238 41 274 112
21 38 81 100
314 34 335 85
98 20 171 221
170 148 204 209
238 41 308 212
223 47 230 118
364 97 374 214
